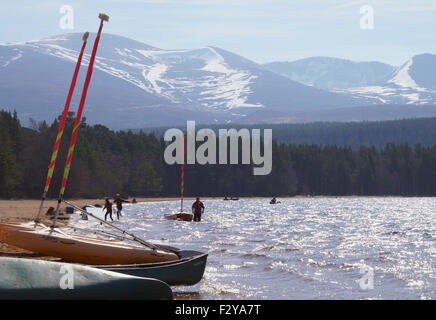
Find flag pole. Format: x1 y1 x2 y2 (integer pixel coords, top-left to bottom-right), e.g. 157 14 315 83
34 32 89 224
51 14 109 229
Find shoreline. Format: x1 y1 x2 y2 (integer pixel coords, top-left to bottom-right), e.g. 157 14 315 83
0 194 425 222
0 195 427 261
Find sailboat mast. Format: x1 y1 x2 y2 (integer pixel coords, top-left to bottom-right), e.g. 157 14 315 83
51 13 109 229
34 32 89 224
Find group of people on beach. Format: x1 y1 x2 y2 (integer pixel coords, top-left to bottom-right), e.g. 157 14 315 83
103 194 129 221
102 195 206 222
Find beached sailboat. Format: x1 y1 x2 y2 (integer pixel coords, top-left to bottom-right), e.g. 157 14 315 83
0 221 178 265
165 132 194 222
74 206 207 285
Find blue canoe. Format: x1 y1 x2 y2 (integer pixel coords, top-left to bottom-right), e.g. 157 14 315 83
0 257 173 300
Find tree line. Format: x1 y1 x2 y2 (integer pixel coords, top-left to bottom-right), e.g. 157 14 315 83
142 117 436 150
2 109 436 199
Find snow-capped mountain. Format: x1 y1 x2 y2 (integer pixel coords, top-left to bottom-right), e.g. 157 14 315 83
264 55 436 106
263 57 396 89
0 33 359 129
2 33 436 129
331 54 436 105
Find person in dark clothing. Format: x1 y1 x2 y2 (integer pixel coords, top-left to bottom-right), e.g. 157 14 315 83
192 197 205 222
46 207 55 216
114 194 129 220
103 198 113 221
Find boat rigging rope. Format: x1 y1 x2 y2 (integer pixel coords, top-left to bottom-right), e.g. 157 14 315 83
63 200 161 251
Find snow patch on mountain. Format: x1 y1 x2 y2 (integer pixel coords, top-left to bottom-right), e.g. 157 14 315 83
143 63 168 94
389 60 418 88
2 48 22 67
333 85 434 105
133 46 262 109
201 47 233 74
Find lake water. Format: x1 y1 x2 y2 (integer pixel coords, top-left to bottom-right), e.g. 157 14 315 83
71 197 435 300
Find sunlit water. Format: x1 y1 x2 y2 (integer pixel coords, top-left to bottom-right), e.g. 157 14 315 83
71 198 435 300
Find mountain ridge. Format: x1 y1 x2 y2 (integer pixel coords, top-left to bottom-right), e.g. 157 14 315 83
1 33 436 129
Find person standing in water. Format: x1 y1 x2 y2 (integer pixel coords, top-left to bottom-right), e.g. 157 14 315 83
114 194 129 220
192 197 205 222
103 198 113 221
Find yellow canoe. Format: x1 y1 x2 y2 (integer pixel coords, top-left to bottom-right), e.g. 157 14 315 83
164 212 193 222
0 222 178 265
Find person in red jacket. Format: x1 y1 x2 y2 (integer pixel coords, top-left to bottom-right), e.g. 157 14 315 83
114 194 129 220
192 197 205 222
103 198 113 221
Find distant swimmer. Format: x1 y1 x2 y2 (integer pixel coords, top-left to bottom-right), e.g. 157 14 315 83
114 194 130 219
103 198 113 221
270 197 279 204
192 197 205 222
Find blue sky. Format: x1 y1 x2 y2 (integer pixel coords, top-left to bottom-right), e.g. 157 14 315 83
1 0 436 66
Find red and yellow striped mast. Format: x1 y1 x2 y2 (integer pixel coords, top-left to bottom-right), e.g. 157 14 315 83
51 13 109 229
35 32 89 223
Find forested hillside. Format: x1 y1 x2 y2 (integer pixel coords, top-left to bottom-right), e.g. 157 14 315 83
2 110 436 199
142 117 436 150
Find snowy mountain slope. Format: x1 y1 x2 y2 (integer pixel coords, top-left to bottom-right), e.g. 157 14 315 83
2 33 436 129
0 39 171 128
263 57 396 89
264 54 436 106
331 54 436 105
0 33 361 128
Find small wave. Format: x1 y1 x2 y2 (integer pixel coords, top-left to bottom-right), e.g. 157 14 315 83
307 258 337 268
253 245 299 253
406 279 427 288
422 232 432 239
253 245 275 252
385 231 406 236
173 292 202 300
200 283 241 297
241 261 258 268
271 246 299 252
264 261 295 275
378 251 392 263
222 264 241 270
242 253 268 258
211 241 238 247
209 248 228 253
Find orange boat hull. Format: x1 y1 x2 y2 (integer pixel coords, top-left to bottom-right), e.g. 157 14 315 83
0 223 178 265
